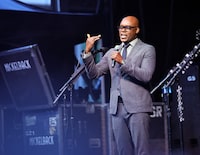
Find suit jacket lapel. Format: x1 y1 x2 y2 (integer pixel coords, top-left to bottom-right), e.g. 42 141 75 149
126 39 143 61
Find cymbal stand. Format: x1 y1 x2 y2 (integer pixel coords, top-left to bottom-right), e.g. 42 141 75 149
150 43 200 155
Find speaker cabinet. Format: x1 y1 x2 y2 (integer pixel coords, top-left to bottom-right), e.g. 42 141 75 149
2 104 108 155
170 65 200 155
64 104 109 155
149 102 167 155
23 106 64 155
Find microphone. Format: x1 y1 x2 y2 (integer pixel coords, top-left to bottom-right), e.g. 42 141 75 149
112 45 122 68
92 47 109 55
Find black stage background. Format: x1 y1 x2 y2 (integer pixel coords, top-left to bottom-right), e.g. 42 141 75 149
0 0 199 103
0 0 200 155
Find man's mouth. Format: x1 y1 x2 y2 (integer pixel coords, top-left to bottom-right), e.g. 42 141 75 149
120 34 127 39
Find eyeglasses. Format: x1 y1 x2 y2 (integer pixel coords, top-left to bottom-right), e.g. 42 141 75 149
118 25 137 31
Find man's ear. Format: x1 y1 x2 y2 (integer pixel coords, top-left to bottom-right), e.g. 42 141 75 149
136 27 140 34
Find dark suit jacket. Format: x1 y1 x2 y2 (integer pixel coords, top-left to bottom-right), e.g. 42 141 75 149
83 39 156 114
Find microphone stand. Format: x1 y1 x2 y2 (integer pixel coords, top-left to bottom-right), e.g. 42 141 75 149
150 43 200 155
53 65 85 105
53 65 85 155
53 48 106 155
53 47 108 105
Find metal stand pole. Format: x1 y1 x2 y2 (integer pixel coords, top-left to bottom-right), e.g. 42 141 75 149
162 86 172 155
68 84 75 155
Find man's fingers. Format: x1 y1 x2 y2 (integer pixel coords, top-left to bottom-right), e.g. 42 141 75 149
87 34 101 39
87 33 90 38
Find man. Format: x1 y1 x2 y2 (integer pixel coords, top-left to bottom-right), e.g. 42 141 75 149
82 16 156 155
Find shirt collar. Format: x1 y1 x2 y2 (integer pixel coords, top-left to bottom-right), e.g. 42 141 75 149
121 38 138 48
128 38 138 47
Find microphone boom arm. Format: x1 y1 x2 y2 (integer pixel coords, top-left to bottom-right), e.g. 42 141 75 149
53 47 108 104
53 65 85 104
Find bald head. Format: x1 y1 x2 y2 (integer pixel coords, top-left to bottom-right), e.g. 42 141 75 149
121 16 139 27
118 16 140 43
